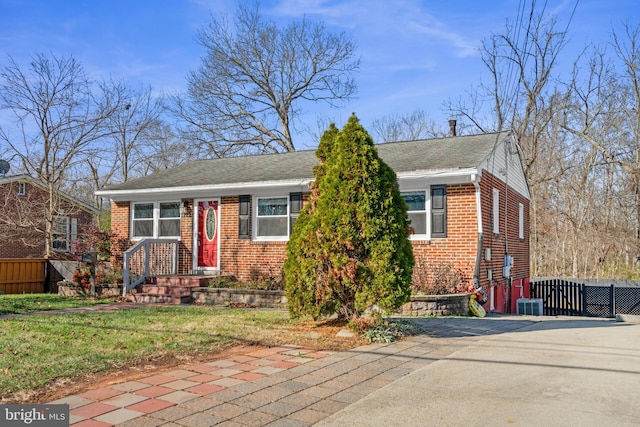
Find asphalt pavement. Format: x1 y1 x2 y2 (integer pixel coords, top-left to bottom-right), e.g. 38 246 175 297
316 316 640 427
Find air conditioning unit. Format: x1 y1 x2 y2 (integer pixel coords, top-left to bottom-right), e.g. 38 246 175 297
517 298 543 316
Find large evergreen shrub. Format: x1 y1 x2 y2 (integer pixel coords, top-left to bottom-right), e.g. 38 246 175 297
285 115 414 320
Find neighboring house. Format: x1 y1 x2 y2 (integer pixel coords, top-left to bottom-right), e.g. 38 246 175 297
97 130 531 313
0 174 97 259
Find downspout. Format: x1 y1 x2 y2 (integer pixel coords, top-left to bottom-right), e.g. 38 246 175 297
472 173 489 304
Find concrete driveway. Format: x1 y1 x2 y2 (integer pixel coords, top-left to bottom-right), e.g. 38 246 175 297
316 316 640 427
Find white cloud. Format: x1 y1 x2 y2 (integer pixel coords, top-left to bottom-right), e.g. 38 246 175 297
271 0 479 65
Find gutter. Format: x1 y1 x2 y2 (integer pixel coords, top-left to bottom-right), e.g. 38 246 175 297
96 179 314 201
472 173 488 304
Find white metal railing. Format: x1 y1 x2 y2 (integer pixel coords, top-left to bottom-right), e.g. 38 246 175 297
122 239 179 295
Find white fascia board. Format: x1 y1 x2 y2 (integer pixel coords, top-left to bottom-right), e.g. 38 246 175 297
396 168 478 188
96 179 314 202
97 169 480 202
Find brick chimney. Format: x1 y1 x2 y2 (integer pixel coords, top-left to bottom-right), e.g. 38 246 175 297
448 119 457 137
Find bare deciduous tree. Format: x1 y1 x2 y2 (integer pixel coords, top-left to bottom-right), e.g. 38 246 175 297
137 121 192 175
81 82 166 209
0 53 118 257
444 4 570 277
172 2 359 156
370 109 446 142
104 80 164 182
561 23 640 270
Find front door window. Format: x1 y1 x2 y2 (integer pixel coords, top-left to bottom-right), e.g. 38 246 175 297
205 207 217 241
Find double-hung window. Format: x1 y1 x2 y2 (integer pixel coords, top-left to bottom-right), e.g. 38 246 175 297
159 202 180 236
256 197 288 238
132 203 154 238
402 191 427 235
52 216 69 251
493 188 500 234
401 185 447 239
252 193 304 240
518 202 524 239
132 201 180 239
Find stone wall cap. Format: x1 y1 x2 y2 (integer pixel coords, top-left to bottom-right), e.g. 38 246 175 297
193 287 285 295
410 292 472 301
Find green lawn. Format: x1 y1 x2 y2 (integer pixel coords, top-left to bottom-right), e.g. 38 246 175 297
0 294 117 315
0 305 350 400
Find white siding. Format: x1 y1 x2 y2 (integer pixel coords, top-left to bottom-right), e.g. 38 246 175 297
479 133 530 200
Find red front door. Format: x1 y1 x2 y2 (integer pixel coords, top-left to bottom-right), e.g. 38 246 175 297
197 200 219 268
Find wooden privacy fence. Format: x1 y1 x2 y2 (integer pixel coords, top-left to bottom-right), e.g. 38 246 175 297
530 278 640 318
0 259 46 294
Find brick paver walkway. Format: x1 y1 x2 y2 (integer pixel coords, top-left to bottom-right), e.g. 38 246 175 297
50 345 333 426
46 317 532 426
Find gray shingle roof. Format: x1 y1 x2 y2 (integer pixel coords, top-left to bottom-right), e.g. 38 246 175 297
102 131 508 192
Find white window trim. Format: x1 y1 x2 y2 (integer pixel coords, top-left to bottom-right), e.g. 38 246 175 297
17 182 26 196
401 190 429 240
130 201 181 240
401 186 449 241
493 188 500 234
518 202 524 239
253 195 290 241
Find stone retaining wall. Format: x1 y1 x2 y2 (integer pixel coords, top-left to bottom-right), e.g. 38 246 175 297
58 281 123 297
192 287 287 308
57 281 470 315
192 288 471 316
398 293 471 316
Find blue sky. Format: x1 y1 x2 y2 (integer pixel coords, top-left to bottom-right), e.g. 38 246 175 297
0 0 637 149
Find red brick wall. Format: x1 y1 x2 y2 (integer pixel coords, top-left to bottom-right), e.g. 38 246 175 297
179 201 193 272
110 201 131 270
219 196 287 283
478 171 531 312
410 183 479 292
0 180 95 259
110 200 194 272
110 175 530 307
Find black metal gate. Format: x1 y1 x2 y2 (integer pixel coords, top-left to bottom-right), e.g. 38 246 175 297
530 279 640 318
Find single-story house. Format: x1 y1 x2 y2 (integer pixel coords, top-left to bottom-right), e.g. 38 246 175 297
96 130 531 313
0 174 97 259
